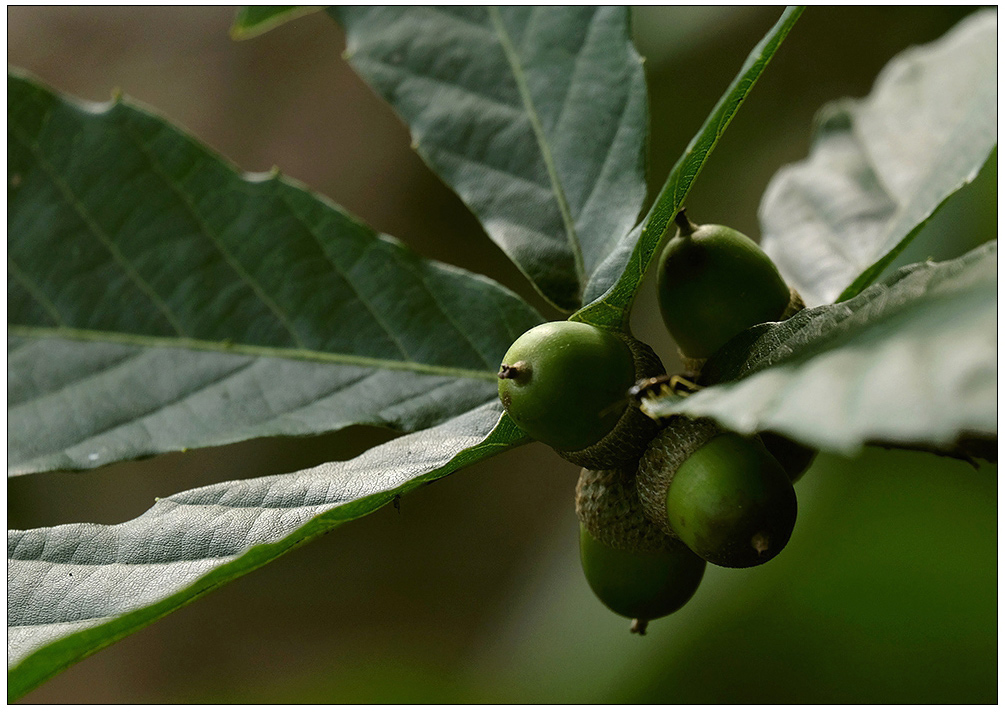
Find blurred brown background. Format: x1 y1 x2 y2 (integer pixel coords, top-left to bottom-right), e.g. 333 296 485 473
8 6 996 703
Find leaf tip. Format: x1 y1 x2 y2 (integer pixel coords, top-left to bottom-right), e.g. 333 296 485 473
229 8 254 41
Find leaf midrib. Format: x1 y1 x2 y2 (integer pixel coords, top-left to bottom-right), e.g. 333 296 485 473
487 6 587 294
7 325 499 382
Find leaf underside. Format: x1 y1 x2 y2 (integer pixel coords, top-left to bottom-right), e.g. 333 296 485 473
759 9 997 307
8 402 527 700
8 71 542 475
644 242 998 456
332 6 649 312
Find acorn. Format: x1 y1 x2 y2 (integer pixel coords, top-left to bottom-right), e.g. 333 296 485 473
637 417 797 568
758 431 817 483
498 322 664 469
657 211 801 373
576 465 706 633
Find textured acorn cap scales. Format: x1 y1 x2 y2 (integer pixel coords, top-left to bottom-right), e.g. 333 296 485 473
638 418 798 568
576 465 708 633
636 416 723 537
575 466 670 553
557 334 665 469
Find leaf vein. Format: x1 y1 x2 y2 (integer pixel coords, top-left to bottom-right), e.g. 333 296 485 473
7 256 67 327
8 125 188 337
270 188 415 361
118 120 308 349
7 348 147 409
391 255 495 370
61 359 260 451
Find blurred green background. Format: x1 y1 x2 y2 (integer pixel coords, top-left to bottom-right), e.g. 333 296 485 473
7 6 996 703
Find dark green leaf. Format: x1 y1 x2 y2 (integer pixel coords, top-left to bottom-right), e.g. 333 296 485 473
7 72 543 474
230 6 321 40
8 402 526 701
643 242 997 455
332 7 648 312
759 9 997 306
576 6 804 329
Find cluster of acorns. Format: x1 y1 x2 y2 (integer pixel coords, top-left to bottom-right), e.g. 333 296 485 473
498 211 814 634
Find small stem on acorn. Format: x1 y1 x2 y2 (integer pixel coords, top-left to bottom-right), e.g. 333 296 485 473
497 361 530 383
673 209 698 238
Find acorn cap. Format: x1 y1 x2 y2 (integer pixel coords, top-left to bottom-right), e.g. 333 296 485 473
636 417 723 537
557 334 665 469
639 420 798 568
576 465 708 627
780 287 806 321
575 466 669 554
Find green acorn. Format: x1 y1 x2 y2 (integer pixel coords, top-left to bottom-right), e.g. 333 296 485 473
657 211 801 371
576 465 706 634
637 417 797 568
498 322 664 469
759 431 817 483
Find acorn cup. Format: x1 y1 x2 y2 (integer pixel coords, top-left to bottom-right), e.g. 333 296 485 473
557 335 664 469
498 322 664 470
576 465 706 634
637 417 798 569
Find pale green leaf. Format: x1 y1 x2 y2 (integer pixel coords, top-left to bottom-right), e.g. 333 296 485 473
643 242 997 456
759 9 997 306
8 402 526 701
